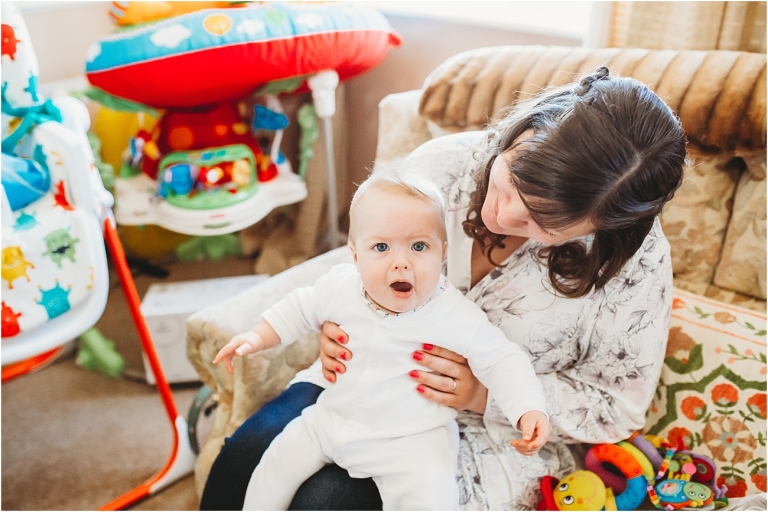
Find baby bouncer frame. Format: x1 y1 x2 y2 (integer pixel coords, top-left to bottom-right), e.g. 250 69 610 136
1 107 197 510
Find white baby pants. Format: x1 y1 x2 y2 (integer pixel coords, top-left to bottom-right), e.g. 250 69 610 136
242 403 460 510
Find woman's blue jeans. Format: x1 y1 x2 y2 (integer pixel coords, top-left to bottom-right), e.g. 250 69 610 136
199 382 383 510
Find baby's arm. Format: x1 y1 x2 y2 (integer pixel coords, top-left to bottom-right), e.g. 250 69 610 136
213 320 280 373
462 320 550 455
213 265 350 374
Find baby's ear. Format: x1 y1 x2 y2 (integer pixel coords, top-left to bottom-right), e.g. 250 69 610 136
349 242 358 263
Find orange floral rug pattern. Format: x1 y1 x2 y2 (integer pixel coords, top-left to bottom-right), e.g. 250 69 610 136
646 288 766 498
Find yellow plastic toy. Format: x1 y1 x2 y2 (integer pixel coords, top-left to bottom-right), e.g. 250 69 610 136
551 470 607 511
540 443 652 511
118 224 190 260
93 107 159 174
617 440 655 483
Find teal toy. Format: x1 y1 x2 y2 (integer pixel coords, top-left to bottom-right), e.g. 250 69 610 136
76 327 126 378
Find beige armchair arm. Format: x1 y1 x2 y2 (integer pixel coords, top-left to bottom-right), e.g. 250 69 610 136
186 246 351 495
373 90 433 166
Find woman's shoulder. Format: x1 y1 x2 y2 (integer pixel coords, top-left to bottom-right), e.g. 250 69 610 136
602 217 672 293
635 217 671 267
405 131 486 183
409 130 486 157
405 131 487 209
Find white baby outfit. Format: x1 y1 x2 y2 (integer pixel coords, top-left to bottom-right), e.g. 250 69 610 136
242 263 547 510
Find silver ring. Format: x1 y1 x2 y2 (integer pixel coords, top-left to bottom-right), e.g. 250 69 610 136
450 378 457 392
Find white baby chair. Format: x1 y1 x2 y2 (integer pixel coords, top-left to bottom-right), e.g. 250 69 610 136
1 96 110 376
0 2 194 509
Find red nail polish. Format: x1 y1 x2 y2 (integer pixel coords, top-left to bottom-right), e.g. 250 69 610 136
326 374 335 382
338 335 346 343
335 366 342 373
340 352 347 360
409 370 419 378
416 385 425 393
412 351 423 361
423 343 434 351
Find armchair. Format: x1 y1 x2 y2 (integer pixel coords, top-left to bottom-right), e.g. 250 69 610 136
187 45 766 499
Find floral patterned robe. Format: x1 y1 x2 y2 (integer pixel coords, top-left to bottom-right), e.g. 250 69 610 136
406 132 673 510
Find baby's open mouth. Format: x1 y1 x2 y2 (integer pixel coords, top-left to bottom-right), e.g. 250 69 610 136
390 281 413 293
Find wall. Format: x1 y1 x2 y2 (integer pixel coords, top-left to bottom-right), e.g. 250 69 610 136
20 2 114 84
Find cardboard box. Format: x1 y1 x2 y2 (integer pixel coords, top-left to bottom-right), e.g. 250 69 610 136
140 274 269 384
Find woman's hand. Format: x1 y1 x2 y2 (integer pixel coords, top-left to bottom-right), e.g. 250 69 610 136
410 344 488 414
319 321 352 383
319 327 488 414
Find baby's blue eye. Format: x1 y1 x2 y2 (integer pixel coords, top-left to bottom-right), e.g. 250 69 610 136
373 243 389 252
412 242 427 252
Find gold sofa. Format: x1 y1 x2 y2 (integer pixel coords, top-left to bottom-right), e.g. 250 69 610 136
187 46 767 501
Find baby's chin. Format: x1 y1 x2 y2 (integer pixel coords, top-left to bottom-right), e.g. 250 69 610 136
370 290 427 314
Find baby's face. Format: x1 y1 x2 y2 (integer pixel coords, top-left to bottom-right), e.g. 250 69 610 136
350 189 446 314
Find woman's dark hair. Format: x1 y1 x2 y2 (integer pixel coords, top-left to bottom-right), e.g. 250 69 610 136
463 66 687 298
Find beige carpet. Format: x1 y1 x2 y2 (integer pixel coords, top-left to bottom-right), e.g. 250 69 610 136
2 256 256 511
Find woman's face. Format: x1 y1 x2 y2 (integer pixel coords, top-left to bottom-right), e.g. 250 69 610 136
481 134 596 245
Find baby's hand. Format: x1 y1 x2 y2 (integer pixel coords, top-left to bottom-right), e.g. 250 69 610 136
510 410 550 456
213 331 263 374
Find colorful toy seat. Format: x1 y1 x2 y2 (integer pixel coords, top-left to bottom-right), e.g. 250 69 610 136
86 1 400 238
1 2 112 366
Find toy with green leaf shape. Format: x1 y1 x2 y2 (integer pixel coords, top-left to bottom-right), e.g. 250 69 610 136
175 234 241 261
296 103 318 180
86 131 115 189
76 327 126 378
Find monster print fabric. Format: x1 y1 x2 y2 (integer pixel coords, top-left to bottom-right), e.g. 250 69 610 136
2 195 94 338
1 2 89 338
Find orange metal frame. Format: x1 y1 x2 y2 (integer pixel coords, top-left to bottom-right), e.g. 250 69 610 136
99 218 187 510
1 346 64 383
2 218 192 510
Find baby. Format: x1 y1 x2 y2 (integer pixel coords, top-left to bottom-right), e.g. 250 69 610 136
214 168 550 510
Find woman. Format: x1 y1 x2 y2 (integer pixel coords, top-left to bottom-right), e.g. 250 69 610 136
200 66 687 510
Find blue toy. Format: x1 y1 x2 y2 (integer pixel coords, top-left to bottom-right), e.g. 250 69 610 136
1 152 50 210
156 163 197 198
253 104 289 131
